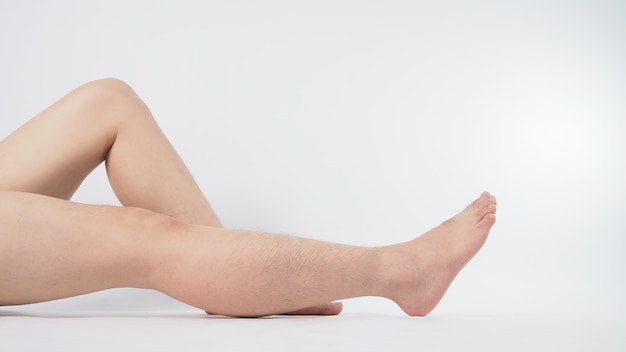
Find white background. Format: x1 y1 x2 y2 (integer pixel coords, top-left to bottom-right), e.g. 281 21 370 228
1 0 624 317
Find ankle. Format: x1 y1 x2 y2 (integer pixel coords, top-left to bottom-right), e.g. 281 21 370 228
373 244 414 299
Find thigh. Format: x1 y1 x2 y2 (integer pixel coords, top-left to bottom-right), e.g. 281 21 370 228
0 81 118 199
0 190 160 305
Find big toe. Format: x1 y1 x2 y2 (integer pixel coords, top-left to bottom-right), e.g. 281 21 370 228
471 191 496 213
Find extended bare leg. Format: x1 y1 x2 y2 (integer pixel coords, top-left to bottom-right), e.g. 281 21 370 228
154 192 497 317
0 190 496 317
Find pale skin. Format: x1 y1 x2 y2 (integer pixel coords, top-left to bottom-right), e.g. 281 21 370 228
0 79 497 317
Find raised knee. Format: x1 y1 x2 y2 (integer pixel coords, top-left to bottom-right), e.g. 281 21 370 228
78 78 139 108
88 77 133 92
60 78 153 135
83 78 137 103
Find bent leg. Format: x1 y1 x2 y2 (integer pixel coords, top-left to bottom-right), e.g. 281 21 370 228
0 78 220 226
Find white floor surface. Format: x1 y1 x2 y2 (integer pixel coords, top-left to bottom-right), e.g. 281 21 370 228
2 309 624 352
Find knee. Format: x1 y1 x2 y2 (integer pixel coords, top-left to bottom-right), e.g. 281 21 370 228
73 78 144 118
86 77 134 94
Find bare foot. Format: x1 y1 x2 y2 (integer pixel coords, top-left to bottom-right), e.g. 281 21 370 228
382 192 497 316
282 301 344 316
206 301 343 317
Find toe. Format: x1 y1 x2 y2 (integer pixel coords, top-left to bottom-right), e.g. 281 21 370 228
469 192 492 213
480 201 497 215
475 197 497 221
478 213 496 230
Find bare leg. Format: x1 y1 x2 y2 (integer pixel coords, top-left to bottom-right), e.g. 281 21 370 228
0 78 220 226
0 190 496 317
0 79 338 314
156 192 497 317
